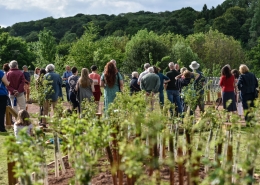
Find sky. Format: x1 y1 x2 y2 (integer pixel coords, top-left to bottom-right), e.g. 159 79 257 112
0 0 225 28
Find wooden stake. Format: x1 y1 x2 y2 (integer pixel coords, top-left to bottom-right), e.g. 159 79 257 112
178 147 184 185
169 136 175 185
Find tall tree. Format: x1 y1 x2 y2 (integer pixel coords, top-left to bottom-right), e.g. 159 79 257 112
0 32 35 68
123 29 169 73
67 22 99 69
247 38 260 76
248 0 260 47
187 29 245 73
33 28 57 68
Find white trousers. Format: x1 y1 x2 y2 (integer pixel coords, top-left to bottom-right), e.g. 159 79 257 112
9 93 26 113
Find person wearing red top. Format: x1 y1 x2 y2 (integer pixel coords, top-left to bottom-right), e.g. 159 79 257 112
89 65 101 102
6 60 26 113
219 65 237 113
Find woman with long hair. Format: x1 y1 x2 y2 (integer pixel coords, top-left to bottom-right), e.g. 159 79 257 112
75 68 94 112
100 61 123 112
34 67 40 80
219 65 237 115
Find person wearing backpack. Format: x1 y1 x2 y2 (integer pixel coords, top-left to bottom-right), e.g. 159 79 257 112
189 61 206 113
68 67 79 112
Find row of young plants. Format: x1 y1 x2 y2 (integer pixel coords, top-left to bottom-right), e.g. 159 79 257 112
5 79 260 185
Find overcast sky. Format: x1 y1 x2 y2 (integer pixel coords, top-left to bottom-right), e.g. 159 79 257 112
0 0 225 28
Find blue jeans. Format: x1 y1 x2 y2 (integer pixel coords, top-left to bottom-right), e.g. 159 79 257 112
159 89 164 106
167 90 182 115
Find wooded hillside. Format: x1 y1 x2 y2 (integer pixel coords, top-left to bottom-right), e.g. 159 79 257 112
1 0 259 48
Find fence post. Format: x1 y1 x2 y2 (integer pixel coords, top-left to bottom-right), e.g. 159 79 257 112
6 106 18 185
8 155 18 185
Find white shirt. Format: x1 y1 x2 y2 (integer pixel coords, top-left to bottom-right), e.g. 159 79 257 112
34 74 39 80
14 123 33 138
137 70 149 84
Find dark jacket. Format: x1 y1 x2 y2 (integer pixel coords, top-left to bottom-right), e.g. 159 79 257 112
237 72 258 95
166 70 180 90
130 77 141 94
176 77 191 91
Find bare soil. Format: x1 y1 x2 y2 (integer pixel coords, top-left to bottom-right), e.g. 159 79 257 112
48 156 260 185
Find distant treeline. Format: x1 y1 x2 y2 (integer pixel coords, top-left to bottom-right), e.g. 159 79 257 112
1 0 260 48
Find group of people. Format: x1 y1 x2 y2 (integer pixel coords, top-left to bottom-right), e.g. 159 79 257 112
0 60 33 133
0 58 258 134
130 61 205 116
130 61 258 124
219 64 258 123
60 59 123 114
0 59 124 134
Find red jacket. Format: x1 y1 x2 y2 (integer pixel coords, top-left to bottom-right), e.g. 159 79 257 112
6 68 25 94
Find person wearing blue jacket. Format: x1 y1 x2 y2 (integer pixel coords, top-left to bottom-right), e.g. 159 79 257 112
42 64 63 127
0 70 10 132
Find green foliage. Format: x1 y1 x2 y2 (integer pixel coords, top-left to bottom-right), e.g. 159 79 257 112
213 6 247 40
4 76 260 184
248 0 260 47
187 29 245 72
67 22 99 69
171 41 199 68
0 32 35 66
93 35 128 70
247 38 260 76
5 128 47 185
194 18 210 33
123 29 169 73
31 28 57 68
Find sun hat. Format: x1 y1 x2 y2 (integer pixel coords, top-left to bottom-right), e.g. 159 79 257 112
189 61 200 70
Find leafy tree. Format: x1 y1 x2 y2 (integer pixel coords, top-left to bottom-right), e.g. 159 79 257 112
93 36 128 70
104 16 129 35
247 38 260 76
67 22 99 69
248 0 260 47
60 32 77 44
32 28 57 68
213 6 247 40
123 29 169 73
187 29 245 73
24 31 38 42
194 18 210 33
171 41 199 69
0 32 35 68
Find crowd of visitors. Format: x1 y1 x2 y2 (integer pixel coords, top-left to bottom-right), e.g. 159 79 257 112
0 58 259 133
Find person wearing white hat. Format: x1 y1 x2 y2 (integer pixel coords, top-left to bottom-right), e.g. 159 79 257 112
189 61 205 112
